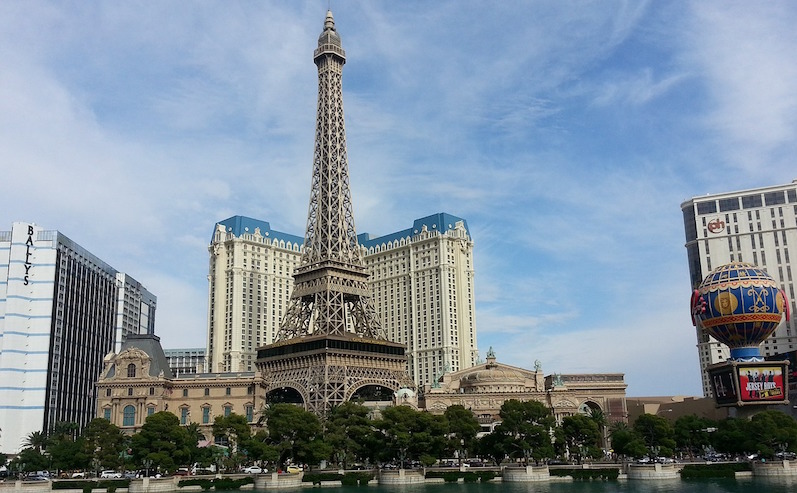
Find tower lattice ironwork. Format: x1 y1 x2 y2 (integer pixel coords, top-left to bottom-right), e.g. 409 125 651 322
256 11 414 416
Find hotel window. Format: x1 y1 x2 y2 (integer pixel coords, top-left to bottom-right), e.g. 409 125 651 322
128 387 133 396
226 387 231 396
183 389 189 397
224 405 232 417
204 387 210 396
127 364 136 378
246 405 254 422
104 408 111 421
202 407 211 424
123 405 136 426
181 408 190 425
147 407 155 416
106 388 111 397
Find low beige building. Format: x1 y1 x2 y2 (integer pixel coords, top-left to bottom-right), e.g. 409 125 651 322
97 339 627 445
96 334 265 438
422 349 628 432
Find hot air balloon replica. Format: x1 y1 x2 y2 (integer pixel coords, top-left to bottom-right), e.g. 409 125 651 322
691 262 791 407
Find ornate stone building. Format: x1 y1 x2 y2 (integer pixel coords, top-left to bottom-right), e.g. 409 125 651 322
97 339 626 439
96 334 264 435
423 349 627 433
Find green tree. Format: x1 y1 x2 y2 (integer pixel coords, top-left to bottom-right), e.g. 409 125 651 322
324 401 374 468
444 405 481 463
494 399 555 465
561 414 601 464
244 430 279 469
609 422 646 460
130 411 194 473
82 418 127 471
376 405 448 467
712 417 751 456
746 410 797 459
476 428 512 465
673 415 716 459
633 414 676 458
50 422 78 442
37 421 87 472
22 431 48 453
586 408 608 450
184 422 205 468
212 412 251 468
49 435 90 472
10 448 49 474
264 404 327 469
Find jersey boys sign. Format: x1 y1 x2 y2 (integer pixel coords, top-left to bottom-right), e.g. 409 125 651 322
709 360 789 407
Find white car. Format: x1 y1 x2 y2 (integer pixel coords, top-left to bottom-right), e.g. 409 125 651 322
100 470 122 479
243 466 266 474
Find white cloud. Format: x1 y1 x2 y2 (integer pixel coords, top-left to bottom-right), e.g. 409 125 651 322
685 2 797 175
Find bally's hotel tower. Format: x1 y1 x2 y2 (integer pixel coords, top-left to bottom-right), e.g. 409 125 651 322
0 222 156 453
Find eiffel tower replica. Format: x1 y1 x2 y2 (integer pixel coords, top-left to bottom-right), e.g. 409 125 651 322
256 10 414 416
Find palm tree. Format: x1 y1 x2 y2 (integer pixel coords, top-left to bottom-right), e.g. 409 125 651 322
22 431 48 453
587 408 608 451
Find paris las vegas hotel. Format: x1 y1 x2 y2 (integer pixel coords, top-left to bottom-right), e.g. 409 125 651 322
205 213 479 388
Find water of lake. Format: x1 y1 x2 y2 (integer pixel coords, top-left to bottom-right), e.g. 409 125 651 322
215 476 797 493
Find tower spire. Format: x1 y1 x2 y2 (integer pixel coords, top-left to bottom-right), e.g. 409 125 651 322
276 11 384 341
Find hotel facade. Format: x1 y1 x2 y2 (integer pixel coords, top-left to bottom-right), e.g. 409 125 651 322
0 222 156 453
205 213 478 387
681 180 797 396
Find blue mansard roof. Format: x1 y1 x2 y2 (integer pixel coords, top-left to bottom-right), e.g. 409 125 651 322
213 213 469 249
358 212 470 247
214 216 304 245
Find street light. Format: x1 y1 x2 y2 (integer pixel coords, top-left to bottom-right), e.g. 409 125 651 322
142 459 153 478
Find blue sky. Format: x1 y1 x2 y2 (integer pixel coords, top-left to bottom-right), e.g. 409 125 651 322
2 1 796 397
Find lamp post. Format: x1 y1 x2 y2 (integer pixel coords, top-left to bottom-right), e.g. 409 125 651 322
142 459 152 478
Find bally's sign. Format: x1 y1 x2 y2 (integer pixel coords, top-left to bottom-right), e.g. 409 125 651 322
24 224 34 285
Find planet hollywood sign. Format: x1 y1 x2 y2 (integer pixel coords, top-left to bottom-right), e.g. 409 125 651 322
707 217 725 234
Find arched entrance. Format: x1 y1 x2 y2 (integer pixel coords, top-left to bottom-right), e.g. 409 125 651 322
350 384 394 402
266 386 304 405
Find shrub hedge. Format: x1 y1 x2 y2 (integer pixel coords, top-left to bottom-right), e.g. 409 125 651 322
52 479 130 490
301 472 374 485
424 470 497 482
549 468 619 481
680 463 752 479
177 477 254 490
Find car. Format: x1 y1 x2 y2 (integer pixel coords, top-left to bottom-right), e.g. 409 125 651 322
100 470 122 479
286 466 303 474
174 469 191 476
71 472 85 479
243 466 266 474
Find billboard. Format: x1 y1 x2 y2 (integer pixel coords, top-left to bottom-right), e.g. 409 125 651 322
709 365 739 406
767 350 797 391
738 366 786 402
708 360 789 407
